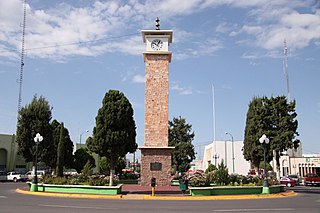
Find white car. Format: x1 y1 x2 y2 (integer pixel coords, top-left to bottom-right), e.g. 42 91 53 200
25 170 46 181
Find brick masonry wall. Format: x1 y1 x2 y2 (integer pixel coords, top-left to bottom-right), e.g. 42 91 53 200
140 53 173 186
140 148 173 186
144 54 170 147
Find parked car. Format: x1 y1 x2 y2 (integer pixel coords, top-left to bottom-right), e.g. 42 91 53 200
0 171 7 181
280 177 296 187
304 173 320 186
7 171 28 182
287 174 301 185
25 170 46 181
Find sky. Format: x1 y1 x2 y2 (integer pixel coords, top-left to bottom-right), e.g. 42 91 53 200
1 0 320 160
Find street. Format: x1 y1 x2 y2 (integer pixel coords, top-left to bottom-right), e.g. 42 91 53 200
0 183 319 213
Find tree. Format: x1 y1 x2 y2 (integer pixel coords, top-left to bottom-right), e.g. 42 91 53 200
51 120 74 171
243 96 299 177
16 95 54 165
73 148 95 173
168 116 195 174
243 97 266 168
214 159 229 185
87 90 137 186
99 156 126 175
205 164 217 174
56 123 65 177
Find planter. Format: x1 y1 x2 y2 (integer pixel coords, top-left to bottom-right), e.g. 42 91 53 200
27 182 122 195
189 185 285 196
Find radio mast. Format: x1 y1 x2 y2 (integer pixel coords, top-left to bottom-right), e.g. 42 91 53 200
17 0 27 112
283 39 290 102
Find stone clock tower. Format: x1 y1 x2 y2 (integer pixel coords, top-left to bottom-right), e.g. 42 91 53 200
139 18 174 186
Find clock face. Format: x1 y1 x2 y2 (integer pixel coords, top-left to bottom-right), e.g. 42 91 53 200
151 39 163 51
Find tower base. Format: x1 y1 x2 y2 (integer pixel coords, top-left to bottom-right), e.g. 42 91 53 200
139 146 174 186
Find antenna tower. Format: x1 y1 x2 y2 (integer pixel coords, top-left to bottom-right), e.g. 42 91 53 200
283 39 290 102
17 0 27 112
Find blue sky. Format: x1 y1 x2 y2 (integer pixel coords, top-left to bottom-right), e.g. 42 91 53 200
1 0 320 159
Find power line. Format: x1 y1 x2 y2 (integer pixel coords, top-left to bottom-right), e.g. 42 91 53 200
0 32 140 54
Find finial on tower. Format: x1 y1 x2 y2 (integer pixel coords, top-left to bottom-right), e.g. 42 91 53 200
155 17 160 30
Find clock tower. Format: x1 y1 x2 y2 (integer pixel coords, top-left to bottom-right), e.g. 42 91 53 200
139 18 174 186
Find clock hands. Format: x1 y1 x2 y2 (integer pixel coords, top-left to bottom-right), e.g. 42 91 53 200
151 39 163 50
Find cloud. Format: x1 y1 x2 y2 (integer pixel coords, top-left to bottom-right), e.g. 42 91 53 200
171 82 193 95
0 0 318 61
132 74 145 83
235 3 320 51
174 37 223 60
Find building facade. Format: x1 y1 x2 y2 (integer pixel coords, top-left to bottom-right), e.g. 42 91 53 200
0 134 27 173
200 140 319 178
202 140 250 175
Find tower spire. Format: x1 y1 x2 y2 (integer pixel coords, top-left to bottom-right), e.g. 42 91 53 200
155 17 160 30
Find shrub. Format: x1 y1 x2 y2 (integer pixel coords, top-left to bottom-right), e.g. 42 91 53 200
81 161 93 177
68 174 88 185
206 171 216 184
214 160 229 185
205 164 217 174
229 174 239 186
43 176 69 185
188 171 210 187
88 175 118 186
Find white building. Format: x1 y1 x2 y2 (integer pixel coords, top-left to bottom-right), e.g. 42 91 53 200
201 141 250 175
199 140 319 179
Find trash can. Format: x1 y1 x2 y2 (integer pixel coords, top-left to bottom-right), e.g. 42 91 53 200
179 178 188 194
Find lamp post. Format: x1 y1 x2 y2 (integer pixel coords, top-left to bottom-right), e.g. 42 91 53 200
225 132 235 173
31 133 43 192
213 153 219 167
80 130 89 145
259 134 270 194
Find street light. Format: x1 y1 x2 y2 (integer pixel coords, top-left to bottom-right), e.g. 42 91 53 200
225 132 235 173
213 153 219 167
259 134 270 194
80 130 89 145
31 133 43 192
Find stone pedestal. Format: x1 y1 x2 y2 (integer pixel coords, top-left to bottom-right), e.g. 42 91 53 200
140 147 174 186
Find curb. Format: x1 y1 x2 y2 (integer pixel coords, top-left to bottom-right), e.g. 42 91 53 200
16 188 297 200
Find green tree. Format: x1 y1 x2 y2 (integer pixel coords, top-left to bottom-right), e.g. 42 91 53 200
56 123 65 177
99 156 126 175
243 97 266 168
73 148 95 173
205 164 217 174
16 95 54 165
87 90 137 186
214 159 229 185
51 120 74 170
169 116 195 174
243 96 299 176
264 96 299 178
